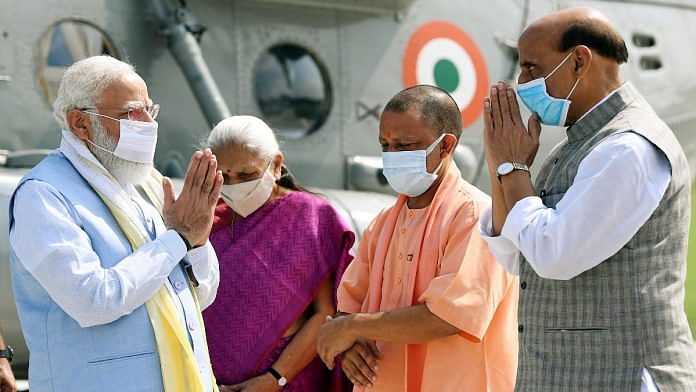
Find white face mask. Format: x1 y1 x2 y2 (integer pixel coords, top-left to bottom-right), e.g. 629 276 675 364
84 111 158 164
220 163 277 217
381 133 448 197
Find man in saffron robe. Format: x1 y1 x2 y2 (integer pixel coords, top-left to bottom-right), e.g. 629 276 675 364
317 85 519 391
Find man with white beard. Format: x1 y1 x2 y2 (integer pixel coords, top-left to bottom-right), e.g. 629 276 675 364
9 56 223 391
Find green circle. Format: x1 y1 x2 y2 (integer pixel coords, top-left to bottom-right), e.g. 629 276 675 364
433 59 459 93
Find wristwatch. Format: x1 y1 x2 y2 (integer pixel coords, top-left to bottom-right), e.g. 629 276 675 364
496 162 530 182
268 367 287 387
0 346 13 363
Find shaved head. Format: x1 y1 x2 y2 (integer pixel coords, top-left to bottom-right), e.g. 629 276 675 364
522 7 627 64
383 85 463 140
516 7 626 125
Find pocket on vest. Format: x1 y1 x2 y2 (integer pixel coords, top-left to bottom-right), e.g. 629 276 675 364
87 351 154 364
88 351 162 391
544 327 609 333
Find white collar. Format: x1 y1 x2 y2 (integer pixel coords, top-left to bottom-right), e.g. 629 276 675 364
59 130 138 198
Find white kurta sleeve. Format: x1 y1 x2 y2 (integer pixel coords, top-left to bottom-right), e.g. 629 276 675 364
10 180 188 327
499 132 671 280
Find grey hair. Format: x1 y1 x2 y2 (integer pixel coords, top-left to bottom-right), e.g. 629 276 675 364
52 55 135 130
205 116 281 162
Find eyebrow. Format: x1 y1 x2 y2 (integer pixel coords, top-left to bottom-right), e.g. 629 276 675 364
123 101 147 110
379 136 417 144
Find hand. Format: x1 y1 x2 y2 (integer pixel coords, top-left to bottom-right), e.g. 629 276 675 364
162 149 223 247
220 373 279 392
0 358 16 392
317 315 358 370
483 82 542 175
340 339 382 388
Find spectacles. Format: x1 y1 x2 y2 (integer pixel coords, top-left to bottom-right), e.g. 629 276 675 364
80 104 160 121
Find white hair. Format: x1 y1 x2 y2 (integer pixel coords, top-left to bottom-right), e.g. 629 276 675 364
87 115 152 185
206 116 281 162
53 55 135 130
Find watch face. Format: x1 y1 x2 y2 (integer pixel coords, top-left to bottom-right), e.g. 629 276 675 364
497 162 514 176
278 377 288 386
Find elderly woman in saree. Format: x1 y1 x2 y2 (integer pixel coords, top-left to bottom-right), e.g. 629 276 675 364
202 116 355 392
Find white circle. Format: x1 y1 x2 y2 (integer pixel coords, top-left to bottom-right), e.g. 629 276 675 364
415 37 477 111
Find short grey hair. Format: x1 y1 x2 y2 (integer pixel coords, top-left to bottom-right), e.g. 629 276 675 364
52 55 135 130
205 116 281 162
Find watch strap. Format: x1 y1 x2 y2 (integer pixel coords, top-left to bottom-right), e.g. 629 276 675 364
0 346 13 363
511 162 530 172
497 162 530 182
175 230 193 252
268 367 284 384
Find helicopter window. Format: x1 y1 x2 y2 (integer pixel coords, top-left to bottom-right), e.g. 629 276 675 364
632 33 656 48
253 44 332 139
38 20 118 105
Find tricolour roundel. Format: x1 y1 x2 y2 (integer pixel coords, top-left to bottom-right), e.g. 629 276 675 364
403 21 489 128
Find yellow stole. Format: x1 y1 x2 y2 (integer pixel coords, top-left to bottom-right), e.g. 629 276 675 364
85 161 218 392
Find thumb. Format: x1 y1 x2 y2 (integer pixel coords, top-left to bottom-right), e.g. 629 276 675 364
528 113 542 143
162 177 176 210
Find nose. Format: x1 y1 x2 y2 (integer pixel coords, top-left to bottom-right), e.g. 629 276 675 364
129 107 155 122
518 72 533 85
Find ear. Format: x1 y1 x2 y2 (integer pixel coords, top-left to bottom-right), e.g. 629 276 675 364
66 109 91 141
273 152 284 179
440 133 458 158
572 45 593 79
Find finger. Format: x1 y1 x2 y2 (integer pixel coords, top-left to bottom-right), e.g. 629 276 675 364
489 85 503 130
345 370 365 388
497 82 512 127
355 342 377 368
162 177 176 211
209 170 223 206
192 149 212 192
507 87 523 126
353 348 378 383
183 151 203 193
344 359 370 387
483 97 493 136
345 355 373 387
202 155 217 194
528 113 542 143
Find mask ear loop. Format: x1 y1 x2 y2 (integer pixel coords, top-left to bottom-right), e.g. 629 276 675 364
426 133 452 175
81 111 119 156
268 158 282 181
85 138 116 156
565 77 582 100
544 51 575 80
425 133 448 155
544 51 581 101
82 110 120 123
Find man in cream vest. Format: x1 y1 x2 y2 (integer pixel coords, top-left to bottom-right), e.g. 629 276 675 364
479 6 696 391
10 56 223 391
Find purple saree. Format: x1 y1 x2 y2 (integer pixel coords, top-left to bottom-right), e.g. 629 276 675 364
203 191 355 390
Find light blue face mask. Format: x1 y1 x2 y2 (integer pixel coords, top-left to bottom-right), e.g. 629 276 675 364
516 51 581 127
382 133 447 197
